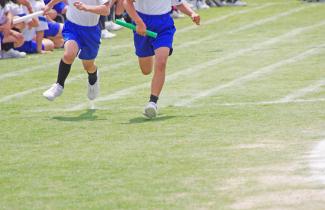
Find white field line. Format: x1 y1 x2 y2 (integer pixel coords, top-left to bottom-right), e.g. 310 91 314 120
177 3 274 34
66 22 325 111
0 4 273 80
280 80 325 102
190 98 325 107
176 5 315 49
1 5 317 103
229 6 314 34
0 60 133 103
174 45 325 107
31 97 325 113
0 44 131 81
308 140 325 184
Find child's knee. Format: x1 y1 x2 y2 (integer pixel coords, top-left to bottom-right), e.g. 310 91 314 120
140 66 152 75
63 52 76 63
83 62 96 72
155 57 168 71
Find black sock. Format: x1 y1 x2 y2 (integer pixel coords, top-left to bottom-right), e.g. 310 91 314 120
1 42 14 51
149 94 159 103
56 59 72 87
88 70 97 85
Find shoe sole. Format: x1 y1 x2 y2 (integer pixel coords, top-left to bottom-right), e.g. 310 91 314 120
144 107 157 119
43 93 54 101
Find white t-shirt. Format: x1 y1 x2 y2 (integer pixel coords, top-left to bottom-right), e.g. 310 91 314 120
24 0 48 31
135 0 183 15
66 0 109 26
0 4 9 25
7 2 25 16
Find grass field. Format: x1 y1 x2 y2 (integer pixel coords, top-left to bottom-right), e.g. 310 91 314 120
1 0 325 209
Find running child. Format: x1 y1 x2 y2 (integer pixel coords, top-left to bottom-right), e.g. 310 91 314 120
123 0 200 119
42 0 111 101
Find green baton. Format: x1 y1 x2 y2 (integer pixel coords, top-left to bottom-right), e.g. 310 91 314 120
115 19 158 38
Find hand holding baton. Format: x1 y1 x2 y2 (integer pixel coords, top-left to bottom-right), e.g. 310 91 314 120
115 19 158 38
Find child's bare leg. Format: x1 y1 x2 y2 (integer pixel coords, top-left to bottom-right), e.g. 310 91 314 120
42 38 55 51
82 60 97 73
151 47 169 97
138 56 154 75
63 40 79 64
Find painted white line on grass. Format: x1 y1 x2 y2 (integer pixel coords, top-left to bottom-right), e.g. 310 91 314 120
177 5 315 49
229 6 314 34
0 44 132 81
31 97 325 113
67 23 325 111
191 98 325 107
0 60 132 103
174 45 325 107
280 80 325 102
0 5 272 80
309 140 325 184
2 6 319 104
177 4 274 34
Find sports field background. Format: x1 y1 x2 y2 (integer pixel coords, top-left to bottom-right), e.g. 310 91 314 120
1 0 325 209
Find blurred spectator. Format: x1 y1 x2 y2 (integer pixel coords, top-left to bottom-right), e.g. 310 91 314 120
44 20 64 48
100 0 124 39
0 0 26 59
220 0 247 6
43 0 67 23
13 0 54 54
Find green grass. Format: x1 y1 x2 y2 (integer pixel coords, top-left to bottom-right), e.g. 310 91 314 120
1 0 325 209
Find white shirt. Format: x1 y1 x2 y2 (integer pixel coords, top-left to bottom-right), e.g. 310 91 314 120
0 5 9 25
24 0 48 32
66 0 109 26
135 0 183 15
7 2 25 16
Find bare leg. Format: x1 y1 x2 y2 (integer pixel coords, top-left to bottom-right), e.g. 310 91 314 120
138 56 154 75
151 47 170 97
63 40 79 64
82 60 97 73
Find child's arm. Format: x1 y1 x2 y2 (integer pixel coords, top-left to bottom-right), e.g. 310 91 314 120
43 0 63 14
123 0 146 36
176 2 200 25
0 12 13 35
73 1 110 16
17 0 34 14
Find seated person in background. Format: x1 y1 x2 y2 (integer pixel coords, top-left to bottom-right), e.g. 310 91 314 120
44 20 64 48
14 0 54 54
44 0 67 22
0 0 25 59
220 0 247 6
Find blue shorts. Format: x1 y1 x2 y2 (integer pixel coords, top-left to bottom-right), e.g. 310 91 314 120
14 41 44 54
62 20 101 60
134 12 176 57
53 2 66 14
44 0 66 14
44 21 60 37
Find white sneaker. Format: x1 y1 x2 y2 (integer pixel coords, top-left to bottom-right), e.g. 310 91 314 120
105 21 123 31
197 0 210 9
101 29 116 39
88 71 99 100
2 49 26 59
144 102 158 119
43 83 63 101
